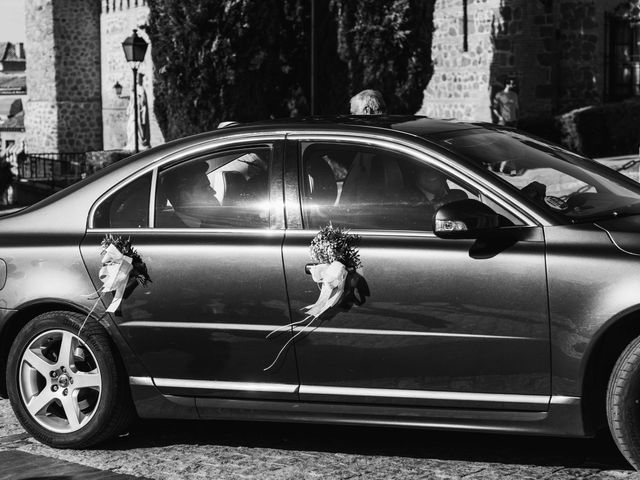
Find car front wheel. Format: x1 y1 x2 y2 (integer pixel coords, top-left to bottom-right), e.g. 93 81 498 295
6 311 135 448
607 334 640 470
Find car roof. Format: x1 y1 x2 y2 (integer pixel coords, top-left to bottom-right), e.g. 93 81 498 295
227 115 481 138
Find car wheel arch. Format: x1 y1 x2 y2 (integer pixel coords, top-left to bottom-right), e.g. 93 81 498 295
580 309 640 435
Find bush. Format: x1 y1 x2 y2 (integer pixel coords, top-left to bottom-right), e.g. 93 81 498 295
517 115 562 145
557 99 640 157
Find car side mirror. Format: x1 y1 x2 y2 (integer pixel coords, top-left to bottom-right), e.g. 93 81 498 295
433 199 501 239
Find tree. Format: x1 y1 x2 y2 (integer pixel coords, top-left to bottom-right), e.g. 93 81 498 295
147 0 311 140
331 0 435 114
147 0 435 140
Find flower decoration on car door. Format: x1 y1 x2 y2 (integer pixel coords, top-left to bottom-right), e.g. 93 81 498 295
264 224 361 371
98 234 151 312
80 235 151 333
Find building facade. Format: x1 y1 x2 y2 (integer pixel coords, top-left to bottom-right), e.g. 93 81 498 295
24 0 163 154
419 0 639 123
22 0 640 155
0 42 27 157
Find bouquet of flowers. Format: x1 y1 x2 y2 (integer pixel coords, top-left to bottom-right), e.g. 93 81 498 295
98 235 151 313
265 224 361 371
309 224 361 270
100 234 151 288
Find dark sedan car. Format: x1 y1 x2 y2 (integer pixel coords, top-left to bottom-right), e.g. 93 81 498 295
3 116 640 468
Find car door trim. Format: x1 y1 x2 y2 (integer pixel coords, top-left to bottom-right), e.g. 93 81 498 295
88 228 286 235
119 321 535 341
154 378 300 394
298 385 549 406
286 132 548 227
145 376 550 408
134 377 568 406
129 376 155 386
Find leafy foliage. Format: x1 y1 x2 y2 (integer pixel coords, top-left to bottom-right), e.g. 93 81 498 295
147 0 310 140
330 0 435 114
147 0 435 139
310 224 361 269
557 99 640 157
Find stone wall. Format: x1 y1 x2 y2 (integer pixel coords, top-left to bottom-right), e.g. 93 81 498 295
101 0 163 150
419 0 501 121
420 0 626 122
25 0 102 153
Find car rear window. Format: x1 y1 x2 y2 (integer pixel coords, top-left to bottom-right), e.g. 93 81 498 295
93 173 151 229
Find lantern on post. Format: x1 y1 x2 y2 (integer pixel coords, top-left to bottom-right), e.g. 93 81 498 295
121 29 148 152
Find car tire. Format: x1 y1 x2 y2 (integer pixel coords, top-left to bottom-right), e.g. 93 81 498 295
607 334 640 470
6 310 135 448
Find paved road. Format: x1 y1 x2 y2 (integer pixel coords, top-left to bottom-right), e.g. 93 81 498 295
2 399 640 479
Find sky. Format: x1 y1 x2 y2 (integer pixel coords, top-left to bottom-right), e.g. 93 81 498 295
0 0 26 43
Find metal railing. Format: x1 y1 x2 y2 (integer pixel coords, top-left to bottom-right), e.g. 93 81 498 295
17 152 88 190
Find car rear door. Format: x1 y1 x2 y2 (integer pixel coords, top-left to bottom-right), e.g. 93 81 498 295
81 136 300 401
281 134 551 411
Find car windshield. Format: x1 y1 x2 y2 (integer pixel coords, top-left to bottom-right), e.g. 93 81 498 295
432 128 640 223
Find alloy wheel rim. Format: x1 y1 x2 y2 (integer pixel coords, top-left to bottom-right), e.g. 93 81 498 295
18 329 102 433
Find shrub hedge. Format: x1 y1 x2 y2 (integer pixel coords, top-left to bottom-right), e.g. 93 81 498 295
557 98 640 157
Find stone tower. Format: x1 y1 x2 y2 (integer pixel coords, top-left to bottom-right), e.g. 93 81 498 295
25 0 102 153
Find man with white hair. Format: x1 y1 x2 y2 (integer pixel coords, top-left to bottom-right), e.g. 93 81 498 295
349 89 387 115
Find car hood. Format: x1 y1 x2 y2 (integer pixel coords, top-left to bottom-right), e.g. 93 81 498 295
595 215 640 255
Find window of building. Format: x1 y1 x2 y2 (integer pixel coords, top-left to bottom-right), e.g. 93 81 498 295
606 2 640 100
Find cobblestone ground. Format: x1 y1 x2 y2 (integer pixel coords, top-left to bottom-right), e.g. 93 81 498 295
3 398 640 479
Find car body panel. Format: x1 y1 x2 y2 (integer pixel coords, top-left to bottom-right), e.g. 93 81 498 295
282 229 550 410
3 116 640 440
280 132 551 410
81 229 298 400
545 224 640 395
79 137 299 400
0 233 95 312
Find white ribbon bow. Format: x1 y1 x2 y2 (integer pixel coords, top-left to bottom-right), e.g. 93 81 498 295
98 244 133 313
264 261 349 371
303 261 348 317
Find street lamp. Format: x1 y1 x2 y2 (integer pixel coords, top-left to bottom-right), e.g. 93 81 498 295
121 29 148 153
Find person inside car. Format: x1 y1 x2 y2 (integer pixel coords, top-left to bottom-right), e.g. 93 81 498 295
412 168 468 211
157 161 220 227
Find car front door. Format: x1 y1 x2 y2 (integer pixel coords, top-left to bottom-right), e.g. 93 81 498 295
281 135 551 411
81 138 299 401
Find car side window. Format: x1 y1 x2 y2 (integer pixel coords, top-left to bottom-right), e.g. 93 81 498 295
155 147 270 229
300 142 482 231
93 173 151 229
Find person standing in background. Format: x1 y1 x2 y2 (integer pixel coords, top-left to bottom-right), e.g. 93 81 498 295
492 77 519 127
